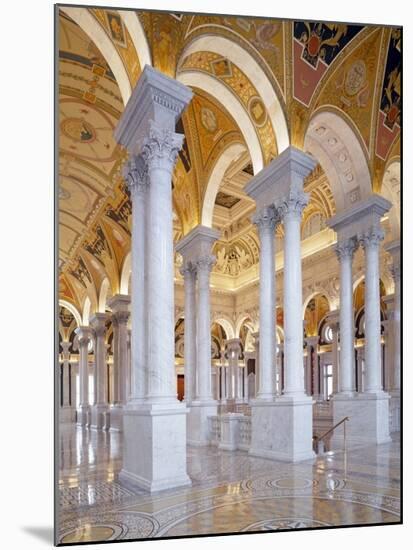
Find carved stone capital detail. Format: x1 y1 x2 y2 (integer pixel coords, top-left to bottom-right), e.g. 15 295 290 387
275 190 309 220
252 205 278 234
179 261 196 278
196 255 216 274
141 121 184 172
335 237 357 261
358 228 384 249
123 154 148 195
112 310 130 325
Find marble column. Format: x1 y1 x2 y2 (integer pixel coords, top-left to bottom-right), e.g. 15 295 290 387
123 155 148 405
330 318 340 395
115 65 192 492
328 194 391 448
219 351 227 403
108 294 130 432
226 339 242 403
90 313 109 430
305 336 319 399
253 206 277 400
246 146 316 462
75 326 93 427
60 341 74 423
176 225 219 446
335 238 357 396
179 263 196 404
252 332 260 396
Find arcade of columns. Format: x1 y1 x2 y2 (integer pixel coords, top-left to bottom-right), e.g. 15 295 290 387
59 66 401 492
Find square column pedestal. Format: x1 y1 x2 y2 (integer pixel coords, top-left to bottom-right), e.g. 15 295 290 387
76 405 90 427
109 404 124 432
330 393 391 449
187 401 217 446
249 397 315 462
389 391 400 433
119 402 191 493
90 404 109 430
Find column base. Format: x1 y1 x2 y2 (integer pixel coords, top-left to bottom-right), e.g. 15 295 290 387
109 404 124 432
90 404 109 430
76 405 90 427
218 413 244 451
119 402 191 493
389 390 400 433
330 392 391 449
249 396 315 462
187 400 217 446
59 406 76 423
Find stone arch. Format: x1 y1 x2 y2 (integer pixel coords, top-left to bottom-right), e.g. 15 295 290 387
201 143 247 227
302 290 334 318
304 109 372 213
120 252 131 295
177 71 264 174
235 314 255 339
381 158 400 239
98 278 111 313
179 35 289 154
82 296 92 325
276 325 284 344
119 10 152 70
60 6 132 104
211 316 235 340
59 299 82 328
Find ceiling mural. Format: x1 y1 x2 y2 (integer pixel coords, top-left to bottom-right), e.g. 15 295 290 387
57 8 401 319
304 294 330 337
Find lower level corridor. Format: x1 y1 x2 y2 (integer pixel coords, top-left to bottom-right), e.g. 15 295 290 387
57 425 400 543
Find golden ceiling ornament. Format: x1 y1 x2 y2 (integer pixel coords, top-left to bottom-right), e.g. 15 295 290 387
61 117 96 143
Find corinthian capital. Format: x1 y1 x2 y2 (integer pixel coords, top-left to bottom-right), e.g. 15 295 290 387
179 261 196 278
335 238 357 261
358 228 384 250
252 206 278 234
141 121 184 172
196 255 216 274
123 154 147 196
275 190 309 220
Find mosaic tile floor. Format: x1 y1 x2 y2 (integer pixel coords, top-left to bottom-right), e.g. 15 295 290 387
57 425 400 543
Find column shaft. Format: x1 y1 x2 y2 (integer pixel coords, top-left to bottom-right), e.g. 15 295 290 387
181 265 196 403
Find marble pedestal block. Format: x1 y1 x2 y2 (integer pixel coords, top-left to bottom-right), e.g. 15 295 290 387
90 404 109 430
330 393 391 449
389 391 400 433
187 401 217 446
76 405 90 427
60 406 75 423
249 397 315 462
219 413 244 451
119 402 191 493
109 404 124 432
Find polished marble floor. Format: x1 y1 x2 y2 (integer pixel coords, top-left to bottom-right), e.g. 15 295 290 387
57 425 400 544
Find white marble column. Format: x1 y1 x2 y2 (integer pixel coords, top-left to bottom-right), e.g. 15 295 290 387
90 313 108 429
219 352 227 403
115 65 192 492
253 206 277 400
277 191 308 398
385 241 401 394
108 295 130 432
335 238 357 396
226 339 242 403
360 229 385 394
245 146 316 462
75 326 93 427
330 319 340 395
60 341 74 423
179 262 196 404
124 155 147 404
305 336 319 398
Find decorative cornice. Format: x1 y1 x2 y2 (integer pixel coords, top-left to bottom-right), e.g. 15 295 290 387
328 194 391 233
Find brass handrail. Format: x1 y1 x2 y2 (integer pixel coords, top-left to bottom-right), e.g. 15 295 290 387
314 416 349 443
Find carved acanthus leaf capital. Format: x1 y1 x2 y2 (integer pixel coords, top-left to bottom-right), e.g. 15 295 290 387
252 206 278 234
275 190 309 220
335 238 357 261
141 121 184 172
123 154 148 195
196 255 216 274
358 228 384 250
179 261 196 278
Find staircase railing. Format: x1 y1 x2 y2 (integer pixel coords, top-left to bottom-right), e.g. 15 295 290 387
313 416 349 455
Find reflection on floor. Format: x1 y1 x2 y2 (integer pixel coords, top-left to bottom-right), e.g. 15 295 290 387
58 425 400 543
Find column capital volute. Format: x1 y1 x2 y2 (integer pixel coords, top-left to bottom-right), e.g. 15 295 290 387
108 294 130 313
123 154 148 195
335 237 357 261
74 326 94 346
90 312 108 337
275 189 309 221
305 335 319 347
225 338 242 356
141 121 184 172
61 340 71 354
195 254 216 274
179 261 196 278
252 205 278 233
358 227 385 250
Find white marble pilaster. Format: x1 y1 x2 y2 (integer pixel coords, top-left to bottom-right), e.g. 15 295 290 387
60 341 75 423
90 313 109 430
75 326 93 427
226 339 242 403
179 263 196 404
